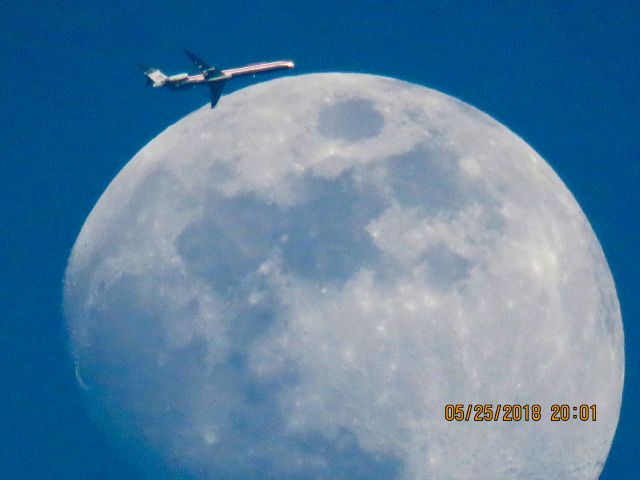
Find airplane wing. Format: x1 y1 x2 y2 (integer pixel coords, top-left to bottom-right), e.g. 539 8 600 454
185 50 216 78
208 81 225 108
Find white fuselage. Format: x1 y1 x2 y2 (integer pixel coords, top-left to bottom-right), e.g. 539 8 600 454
160 60 295 89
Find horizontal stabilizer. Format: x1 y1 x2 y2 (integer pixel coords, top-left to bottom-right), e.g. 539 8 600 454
143 68 168 87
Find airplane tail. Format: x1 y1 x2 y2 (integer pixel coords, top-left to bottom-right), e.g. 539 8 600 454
143 68 168 87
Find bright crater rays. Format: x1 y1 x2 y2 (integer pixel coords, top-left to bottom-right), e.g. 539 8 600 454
64 73 623 479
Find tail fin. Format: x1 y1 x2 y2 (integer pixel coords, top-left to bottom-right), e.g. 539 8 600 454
144 68 168 87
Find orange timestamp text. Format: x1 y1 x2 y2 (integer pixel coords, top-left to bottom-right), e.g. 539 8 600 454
444 404 597 422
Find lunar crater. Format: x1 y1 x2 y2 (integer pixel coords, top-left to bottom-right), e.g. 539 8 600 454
317 98 385 141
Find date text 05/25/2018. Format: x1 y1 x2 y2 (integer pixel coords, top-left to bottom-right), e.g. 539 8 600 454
444 404 597 422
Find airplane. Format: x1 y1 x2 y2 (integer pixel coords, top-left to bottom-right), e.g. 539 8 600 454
143 51 295 108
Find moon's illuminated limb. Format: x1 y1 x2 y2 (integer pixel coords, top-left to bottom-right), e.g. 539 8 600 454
64 74 623 479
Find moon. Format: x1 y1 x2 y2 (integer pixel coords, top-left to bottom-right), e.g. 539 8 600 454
64 73 623 479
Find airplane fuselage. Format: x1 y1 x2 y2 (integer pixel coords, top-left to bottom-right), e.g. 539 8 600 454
154 60 295 89
144 54 294 107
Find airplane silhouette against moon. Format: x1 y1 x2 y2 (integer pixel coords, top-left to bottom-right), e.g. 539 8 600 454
142 51 295 108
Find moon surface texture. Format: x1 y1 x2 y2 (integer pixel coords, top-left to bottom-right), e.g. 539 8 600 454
64 74 623 479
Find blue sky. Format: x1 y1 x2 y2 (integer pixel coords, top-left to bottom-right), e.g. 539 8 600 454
1 1 638 477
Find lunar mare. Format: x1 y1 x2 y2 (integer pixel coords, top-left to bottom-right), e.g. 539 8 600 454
64 74 623 479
